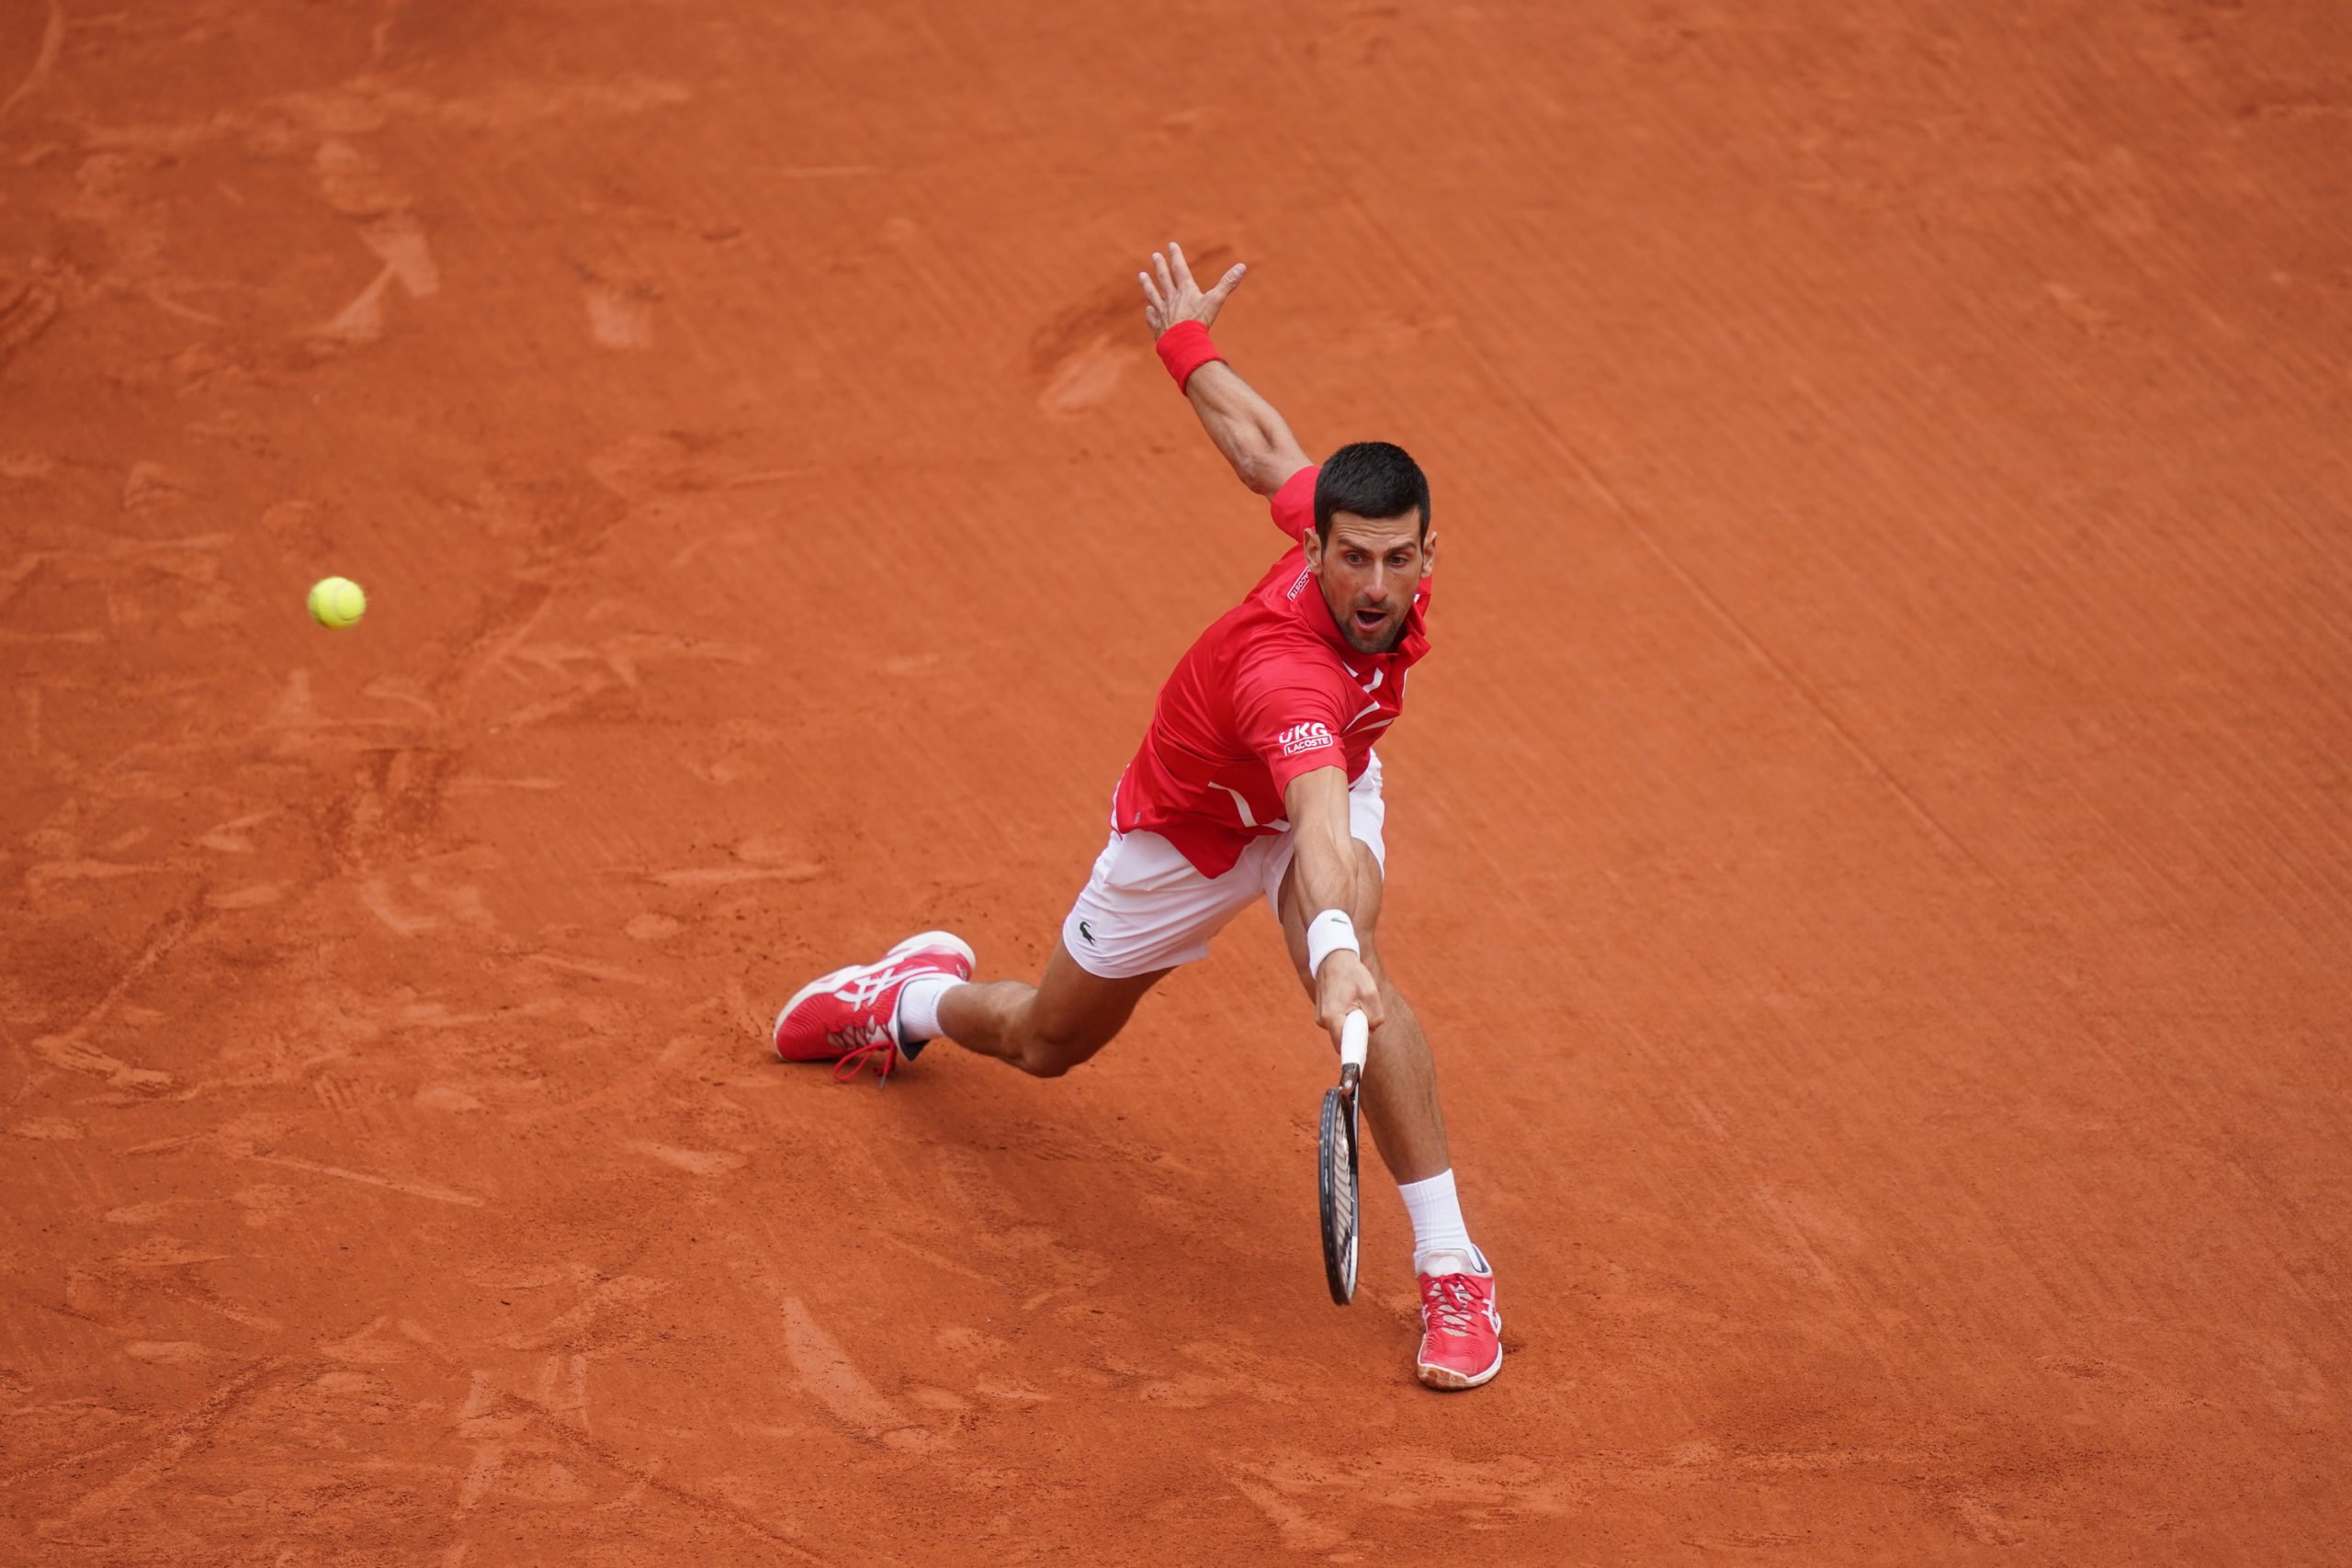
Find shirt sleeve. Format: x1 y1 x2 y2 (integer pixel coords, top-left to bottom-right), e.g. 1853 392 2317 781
1268 463 1319 543
1232 658 1350 796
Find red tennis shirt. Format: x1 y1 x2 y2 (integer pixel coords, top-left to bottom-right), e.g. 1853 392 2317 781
1111 464 1433 878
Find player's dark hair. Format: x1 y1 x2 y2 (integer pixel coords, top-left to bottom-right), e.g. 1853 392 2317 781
1314 442 1430 541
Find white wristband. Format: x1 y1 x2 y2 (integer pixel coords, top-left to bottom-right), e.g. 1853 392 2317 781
1305 909 1359 977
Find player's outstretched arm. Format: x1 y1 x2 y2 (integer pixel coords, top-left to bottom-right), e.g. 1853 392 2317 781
1141 243 1312 498
1282 765 1385 1048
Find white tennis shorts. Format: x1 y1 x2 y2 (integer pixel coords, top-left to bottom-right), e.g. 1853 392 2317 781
1062 752 1387 979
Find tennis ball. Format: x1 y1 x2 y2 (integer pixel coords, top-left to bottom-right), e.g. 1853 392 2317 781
309 576 367 629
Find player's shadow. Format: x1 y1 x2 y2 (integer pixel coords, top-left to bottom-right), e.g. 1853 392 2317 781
852 1056 1369 1328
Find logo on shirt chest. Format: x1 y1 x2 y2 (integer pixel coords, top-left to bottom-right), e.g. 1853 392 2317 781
1277 720 1336 756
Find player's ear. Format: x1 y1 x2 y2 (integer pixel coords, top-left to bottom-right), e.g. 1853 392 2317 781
1302 524 1323 570
1420 525 1436 573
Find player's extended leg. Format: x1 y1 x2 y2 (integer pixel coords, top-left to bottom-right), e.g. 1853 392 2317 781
1275 841 1503 1392
774 931 1167 1083
779 822 1251 1084
931 942 1170 1078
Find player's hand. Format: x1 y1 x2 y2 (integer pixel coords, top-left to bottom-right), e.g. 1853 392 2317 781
1140 241 1246 336
1314 950 1384 1051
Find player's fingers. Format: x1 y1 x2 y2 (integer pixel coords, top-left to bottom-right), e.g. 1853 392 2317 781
1204 262 1246 305
1168 240 1196 291
1139 270 1165 311
1152 250 1176 303
1324 1000 1381 1042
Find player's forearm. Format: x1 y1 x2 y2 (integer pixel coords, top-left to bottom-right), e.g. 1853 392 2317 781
1283 768 1362 918
1291 814 1365 931
1183 361 1306 497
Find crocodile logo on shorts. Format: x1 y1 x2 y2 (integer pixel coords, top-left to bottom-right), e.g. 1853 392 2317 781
1078 919 1096 945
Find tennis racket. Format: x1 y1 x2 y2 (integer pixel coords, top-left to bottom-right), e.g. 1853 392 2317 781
1317 1008 1371 1305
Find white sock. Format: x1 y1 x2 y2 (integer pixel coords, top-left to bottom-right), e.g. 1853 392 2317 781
896 976 965 1042
1398 1168 1487 1273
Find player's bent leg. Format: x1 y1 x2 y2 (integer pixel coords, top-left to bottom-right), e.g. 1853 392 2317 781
933 941 1170 1078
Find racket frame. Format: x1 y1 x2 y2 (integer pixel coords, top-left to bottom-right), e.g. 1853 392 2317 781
1317 1010 1371 1305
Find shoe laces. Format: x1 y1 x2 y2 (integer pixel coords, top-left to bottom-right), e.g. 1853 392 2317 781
1420 1273 1485 1339
828 1020 899 1084
817 958 924 1085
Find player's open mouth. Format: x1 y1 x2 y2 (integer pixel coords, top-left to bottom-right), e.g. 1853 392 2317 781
1352 608 1389 634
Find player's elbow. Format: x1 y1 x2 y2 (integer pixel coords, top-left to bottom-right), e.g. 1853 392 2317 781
1232 439 1307 493
1248 430 1311 497
1226 423 1304 497
1236 455 1285 497
1224 439 1287 497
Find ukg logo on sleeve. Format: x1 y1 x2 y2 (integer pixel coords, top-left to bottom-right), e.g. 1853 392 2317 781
1278 721 1335 756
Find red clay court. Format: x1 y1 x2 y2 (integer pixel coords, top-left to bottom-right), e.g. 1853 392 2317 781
4 2 2347 1562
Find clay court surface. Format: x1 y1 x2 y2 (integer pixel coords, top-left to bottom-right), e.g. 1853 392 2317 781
6 1 2350 1562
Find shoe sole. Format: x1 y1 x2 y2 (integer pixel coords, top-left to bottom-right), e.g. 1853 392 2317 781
1416 1342 1503 1391
773 930 977 1058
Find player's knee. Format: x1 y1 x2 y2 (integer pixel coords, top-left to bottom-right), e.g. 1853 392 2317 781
1015 1042 1082 1077
1014 1020 1115 1078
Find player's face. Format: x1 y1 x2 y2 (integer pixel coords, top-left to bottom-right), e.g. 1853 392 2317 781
1312 512 1431 654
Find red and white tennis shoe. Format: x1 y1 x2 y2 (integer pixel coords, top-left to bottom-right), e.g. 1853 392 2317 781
773 931 975 1084
1414 1253 1502 1390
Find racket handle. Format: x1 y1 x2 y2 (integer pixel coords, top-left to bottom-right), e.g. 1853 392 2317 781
1340 1009 1370 1073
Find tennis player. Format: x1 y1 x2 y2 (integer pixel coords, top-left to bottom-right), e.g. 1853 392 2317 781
775 243 1502 1391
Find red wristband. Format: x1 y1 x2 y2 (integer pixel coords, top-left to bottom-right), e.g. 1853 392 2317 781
1155 321 1225 393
